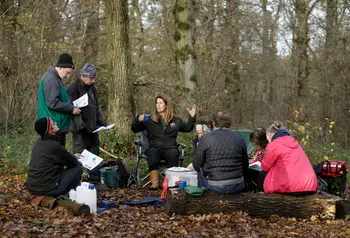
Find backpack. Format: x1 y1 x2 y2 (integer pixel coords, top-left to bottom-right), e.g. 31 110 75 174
104 158 130 188
314 160 348 197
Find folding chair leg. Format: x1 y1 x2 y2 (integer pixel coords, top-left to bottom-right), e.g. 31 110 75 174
160 169 166 179
141 173 150 188
131 153 142 187
142 180 151 188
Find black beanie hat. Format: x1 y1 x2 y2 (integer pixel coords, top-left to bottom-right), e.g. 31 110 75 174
35 117 52 137
56 53 75 69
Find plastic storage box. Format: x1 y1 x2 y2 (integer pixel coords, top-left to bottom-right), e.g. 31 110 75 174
165 167 198 187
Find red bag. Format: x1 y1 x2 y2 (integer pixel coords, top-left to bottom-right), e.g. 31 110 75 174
321 160 348 178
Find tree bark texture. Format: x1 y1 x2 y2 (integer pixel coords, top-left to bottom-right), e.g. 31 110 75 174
174 0 197 104
105 0 133 134
0 0 19 127
321 0 338 120
165 188 350 219
293 0 309 100
80 0 100 62
224 0 242 125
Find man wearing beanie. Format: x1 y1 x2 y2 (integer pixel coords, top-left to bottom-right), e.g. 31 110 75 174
37 53 81 146
25 117 83 197
67 63 107 186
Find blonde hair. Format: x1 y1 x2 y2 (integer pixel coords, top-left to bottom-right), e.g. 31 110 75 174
151 94 174 124
266 121 284 134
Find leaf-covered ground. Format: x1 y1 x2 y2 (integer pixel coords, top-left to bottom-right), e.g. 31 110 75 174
1 175 350 238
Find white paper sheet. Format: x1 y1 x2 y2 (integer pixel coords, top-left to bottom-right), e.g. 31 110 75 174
93 123 115 133
79 149 103 170
249 161 262 171
73 93 88 108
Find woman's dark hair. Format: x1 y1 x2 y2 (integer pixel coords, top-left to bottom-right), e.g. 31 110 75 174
212 110 231 128
250 127 268 149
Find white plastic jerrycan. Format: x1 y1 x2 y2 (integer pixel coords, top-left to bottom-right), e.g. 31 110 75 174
76 182 97 214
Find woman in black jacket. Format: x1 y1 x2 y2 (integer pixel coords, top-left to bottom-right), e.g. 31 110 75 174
131 94 196 189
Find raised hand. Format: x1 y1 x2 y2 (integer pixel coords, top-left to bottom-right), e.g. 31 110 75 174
187 104 196 117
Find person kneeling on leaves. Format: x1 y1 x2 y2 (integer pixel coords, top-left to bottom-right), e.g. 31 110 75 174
25 117 83 197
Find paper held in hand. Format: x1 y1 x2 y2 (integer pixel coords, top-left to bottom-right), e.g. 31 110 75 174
249 161 262 171
79 149 103 170
73 93 88 108
93 124 115 133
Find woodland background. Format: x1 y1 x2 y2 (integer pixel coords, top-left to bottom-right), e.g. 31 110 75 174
2 1 350 236
1 0 350 171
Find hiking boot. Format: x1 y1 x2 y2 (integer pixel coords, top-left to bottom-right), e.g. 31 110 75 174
149 170 160 190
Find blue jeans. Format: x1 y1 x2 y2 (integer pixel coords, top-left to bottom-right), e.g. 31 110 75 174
197 171 245 194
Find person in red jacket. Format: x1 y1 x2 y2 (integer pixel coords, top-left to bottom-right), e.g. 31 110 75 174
262 121 318 195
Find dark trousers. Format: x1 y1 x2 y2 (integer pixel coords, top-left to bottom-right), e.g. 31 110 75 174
245 169 266 192
72 132 100 184
72 132 99 155
145 147 180 171
30 163 82 197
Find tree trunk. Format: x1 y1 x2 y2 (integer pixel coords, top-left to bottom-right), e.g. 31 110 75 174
82 0 100 62
224 0 242 125
293 0 309 111
174 0 197 106
131 0 144 57
165 188 350 219
258 0 271 121
321 0 338 128
0 0 20 129
105 0 133 135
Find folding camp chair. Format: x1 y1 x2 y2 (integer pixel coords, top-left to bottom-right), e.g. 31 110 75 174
132 131 186 187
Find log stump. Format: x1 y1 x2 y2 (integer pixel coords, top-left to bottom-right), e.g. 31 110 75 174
165 188 350 219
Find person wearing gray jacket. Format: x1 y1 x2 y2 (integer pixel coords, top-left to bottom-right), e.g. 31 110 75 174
37 53 81 146
192 110 249 194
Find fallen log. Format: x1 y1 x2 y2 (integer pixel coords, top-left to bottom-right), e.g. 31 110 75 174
165 188 350 219
39 197 90 216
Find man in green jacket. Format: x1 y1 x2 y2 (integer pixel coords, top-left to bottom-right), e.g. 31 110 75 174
37 53 81 146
